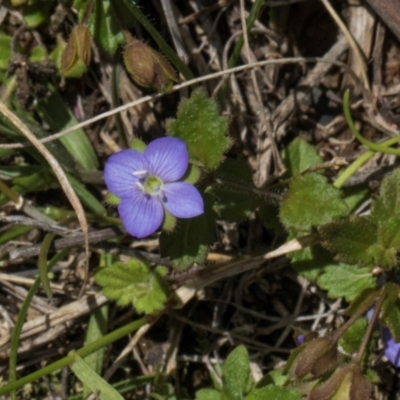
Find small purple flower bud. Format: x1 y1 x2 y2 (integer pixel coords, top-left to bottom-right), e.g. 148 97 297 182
104 137 204 238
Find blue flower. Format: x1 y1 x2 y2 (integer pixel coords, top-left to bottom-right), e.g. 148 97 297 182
382 327 400 367
367 308 400 367
104 137 204 238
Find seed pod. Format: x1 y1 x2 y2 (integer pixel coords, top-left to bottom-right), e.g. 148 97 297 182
61 24 91 77
123 39 178 91
310 364 370 400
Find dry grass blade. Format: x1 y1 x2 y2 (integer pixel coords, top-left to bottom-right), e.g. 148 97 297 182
0 101 90 296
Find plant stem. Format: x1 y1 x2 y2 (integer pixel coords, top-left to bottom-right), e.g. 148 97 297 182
353 288 387 366
343 90 400 156
330 288 380 343
81 0 96 25
0 318 148 396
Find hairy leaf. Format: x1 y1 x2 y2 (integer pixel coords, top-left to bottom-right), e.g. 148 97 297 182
196 389 221 400
382 294 400 342
244 386 302 400
95 259 168 314
339 317 367 354
371 169 400 225
378 214 400 251
282 137 322 176
280 173 348 231
222 345 252 399
166 89 230 170
317 264 375 302
319 216 377 266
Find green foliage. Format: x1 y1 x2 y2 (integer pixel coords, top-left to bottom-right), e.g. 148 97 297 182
70 354 124 399
243 386 302 400
83 304 108 398
209 158 261 222
321 169 400 269
95 259 169 314
196 389 221 400
280 173 348 231
371 169 400 225
339 317 367 354
222 345 252 399
36 89 99 171
22 0 52 28
319 216 377 267
160 194 215 270
73 0 124 56
288 239 333 281
282 137 322 176
381 293 400 342
317 264 376 302
166 89 231 170
0 34 11 70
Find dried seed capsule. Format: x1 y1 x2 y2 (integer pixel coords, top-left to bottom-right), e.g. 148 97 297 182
61 24 91 77
123 39 178 91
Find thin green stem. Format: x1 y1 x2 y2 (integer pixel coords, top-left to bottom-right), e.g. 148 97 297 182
334 135 400 189
343 90 400 156
0 318 148 396
119 0 193 81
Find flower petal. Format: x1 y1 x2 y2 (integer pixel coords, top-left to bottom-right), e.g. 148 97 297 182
104 149 147 198
383 327 400 367
162 182 204 218
118 192 164 238
145 137 188 182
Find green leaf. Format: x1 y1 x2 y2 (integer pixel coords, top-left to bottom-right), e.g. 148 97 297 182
222 346 252 400
71 354 124 400
282 137 322 176
289 242 334 281
339 317 367 354
0 34 11 70
319 216 378 266
166 89 230 170
92 0 125 55
378 214 400 250
382 293 400 342
244 386 302 400
209 158 261 222
196 389 221 400
317 264 376 302
36 89 98 171
342 185 369 213
160 194 215 270
83 304 108 398
255 369 288 388
22 0 52 28
95 259 169 314
371 169 400 225
280 173 348 231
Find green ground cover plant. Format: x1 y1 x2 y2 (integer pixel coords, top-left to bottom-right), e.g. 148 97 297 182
1 0 400 399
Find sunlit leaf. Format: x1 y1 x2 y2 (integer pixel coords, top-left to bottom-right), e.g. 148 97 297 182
282 137 322 176
96 259 169 314
317 264 375 302
166 89 230 170
319 216 377 266
280 173 348 231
